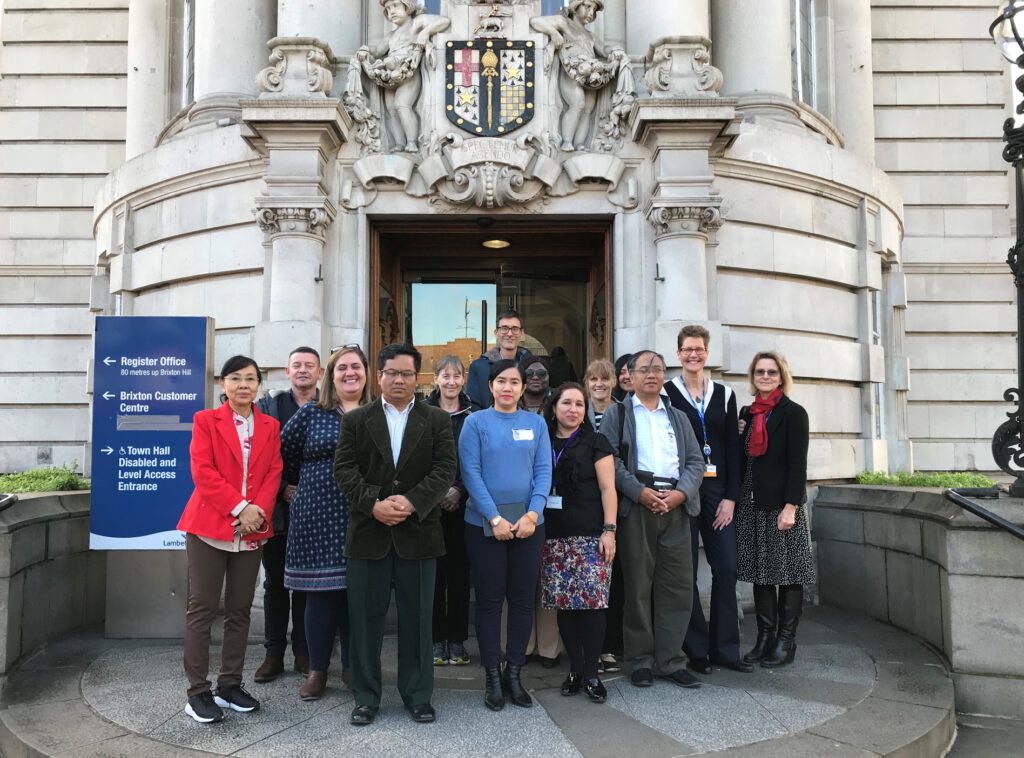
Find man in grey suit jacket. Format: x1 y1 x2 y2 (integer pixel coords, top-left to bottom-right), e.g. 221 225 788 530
600 350 705 689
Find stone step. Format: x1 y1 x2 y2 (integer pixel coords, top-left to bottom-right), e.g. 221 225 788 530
0 605 955 758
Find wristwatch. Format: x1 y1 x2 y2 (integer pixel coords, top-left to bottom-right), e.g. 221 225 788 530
602 523 617 533
490 515 502 527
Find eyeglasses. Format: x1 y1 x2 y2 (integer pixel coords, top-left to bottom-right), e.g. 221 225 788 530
381 369 417 379
525 369 548 379
679 348 707 356
331 343 362 353
754 369 780 377
495 326 523 335
632 365 665 376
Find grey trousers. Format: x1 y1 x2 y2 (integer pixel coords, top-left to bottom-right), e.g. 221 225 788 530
619 503 693 675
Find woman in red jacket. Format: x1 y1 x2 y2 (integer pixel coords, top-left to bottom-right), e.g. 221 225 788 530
177 355 282 724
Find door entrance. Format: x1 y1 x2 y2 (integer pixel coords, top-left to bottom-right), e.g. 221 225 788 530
371 219 611 393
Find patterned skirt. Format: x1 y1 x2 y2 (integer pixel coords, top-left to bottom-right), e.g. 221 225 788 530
541 536 611 610
735 459 816 586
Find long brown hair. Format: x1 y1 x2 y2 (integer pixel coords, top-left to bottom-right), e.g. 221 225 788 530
319 346 373 410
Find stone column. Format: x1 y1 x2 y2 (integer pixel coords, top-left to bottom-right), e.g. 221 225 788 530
125 0 170 160
629 99 739 364
277 0 361 58
833 0 876 161
712 0 798 122
603 0 627 51
625 0 704 57
242 38 350 366
192 0 276 122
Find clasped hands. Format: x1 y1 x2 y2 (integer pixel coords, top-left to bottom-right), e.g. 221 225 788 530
232 503 268 536
638 487 685 516
491 512 538 541
372 494 416 526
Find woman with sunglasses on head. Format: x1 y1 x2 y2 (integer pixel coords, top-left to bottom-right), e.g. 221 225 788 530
541 383 617 703
178 355 282 724
281 345 372 701
735 351 812 669
460 359 552 711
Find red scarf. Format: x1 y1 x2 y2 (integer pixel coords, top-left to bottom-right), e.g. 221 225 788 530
747 389 784 458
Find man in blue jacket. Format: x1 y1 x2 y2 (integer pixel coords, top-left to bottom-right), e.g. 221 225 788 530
465 309 533 408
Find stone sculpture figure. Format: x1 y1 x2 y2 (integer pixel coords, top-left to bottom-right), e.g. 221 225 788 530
530 0 633 152
354 0 451 152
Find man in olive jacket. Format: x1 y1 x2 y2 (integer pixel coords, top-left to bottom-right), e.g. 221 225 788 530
334 343 456 726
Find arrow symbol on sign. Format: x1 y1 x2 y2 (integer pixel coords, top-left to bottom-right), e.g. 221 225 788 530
103 356 116 366
101 446 113 455
102 391 115 400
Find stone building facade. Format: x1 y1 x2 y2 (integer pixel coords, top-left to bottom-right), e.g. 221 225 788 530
0 1 1014 479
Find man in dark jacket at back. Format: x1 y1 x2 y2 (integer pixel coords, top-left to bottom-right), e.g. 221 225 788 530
465 309 533 408
253 346 322 682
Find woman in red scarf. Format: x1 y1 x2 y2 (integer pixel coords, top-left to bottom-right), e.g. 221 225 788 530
735 351 811 668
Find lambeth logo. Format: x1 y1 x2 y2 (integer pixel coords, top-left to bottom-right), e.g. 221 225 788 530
445 39 535 137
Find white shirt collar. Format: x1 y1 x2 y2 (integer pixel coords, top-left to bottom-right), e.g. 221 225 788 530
631 393 666 412
382 397 414 415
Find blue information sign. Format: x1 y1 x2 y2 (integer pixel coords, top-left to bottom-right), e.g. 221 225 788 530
90 316 213 549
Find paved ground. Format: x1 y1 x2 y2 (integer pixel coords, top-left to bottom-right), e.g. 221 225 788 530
0 606 957 757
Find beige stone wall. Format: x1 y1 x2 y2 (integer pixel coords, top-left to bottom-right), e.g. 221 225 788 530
872 2 1015 471
0 0 128 472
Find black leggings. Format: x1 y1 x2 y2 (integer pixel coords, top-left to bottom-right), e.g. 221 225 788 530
557 609 606 679
303 589 350 673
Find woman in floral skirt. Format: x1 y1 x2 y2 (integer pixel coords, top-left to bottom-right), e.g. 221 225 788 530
540 382 618 702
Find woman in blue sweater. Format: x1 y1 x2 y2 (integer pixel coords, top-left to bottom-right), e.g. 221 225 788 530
459 359 552 712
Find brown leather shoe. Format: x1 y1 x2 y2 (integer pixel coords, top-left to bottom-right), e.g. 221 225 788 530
299 671 328 701
254 656 284 683
293 656 310 676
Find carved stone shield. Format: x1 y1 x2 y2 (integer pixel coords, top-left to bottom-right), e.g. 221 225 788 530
445 39 535 137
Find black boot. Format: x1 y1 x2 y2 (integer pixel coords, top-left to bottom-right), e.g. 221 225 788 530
743 584 778 664
502 662 533 707
762 585 802 668
484 666 505 711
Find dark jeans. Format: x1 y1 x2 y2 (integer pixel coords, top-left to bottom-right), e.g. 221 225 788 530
261 532 307 658
183 534 262 697
433 507 471 643
683 485 741 664
464 522 545 669
557 609 606 678
304 589 350 673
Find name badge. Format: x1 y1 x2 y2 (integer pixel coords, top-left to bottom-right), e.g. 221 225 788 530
512 428 534 441
704 464 718 479
546 495 563 510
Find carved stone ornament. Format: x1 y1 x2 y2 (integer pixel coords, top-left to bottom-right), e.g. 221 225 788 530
648 204 723 238
530 1 637 153
644 36 722 98
256 37 335 97
255 206 332 238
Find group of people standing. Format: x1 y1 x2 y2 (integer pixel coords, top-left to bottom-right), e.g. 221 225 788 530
174 310 813 727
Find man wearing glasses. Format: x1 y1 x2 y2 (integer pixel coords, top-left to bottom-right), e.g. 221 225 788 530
334 343 457 726
599 350 705 690
466 309 534 408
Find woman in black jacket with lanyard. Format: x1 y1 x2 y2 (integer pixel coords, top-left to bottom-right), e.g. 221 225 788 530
664 326 751 675
735 350 812 669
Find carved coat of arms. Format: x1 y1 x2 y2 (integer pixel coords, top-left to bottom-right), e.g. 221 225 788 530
445 39 535 137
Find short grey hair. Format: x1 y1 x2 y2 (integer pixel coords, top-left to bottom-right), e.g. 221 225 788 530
434 354 465 377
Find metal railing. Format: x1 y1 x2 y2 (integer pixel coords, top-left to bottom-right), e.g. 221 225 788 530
944 488 1024 543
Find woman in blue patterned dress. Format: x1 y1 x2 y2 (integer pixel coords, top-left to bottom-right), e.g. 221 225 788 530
540 383 618 703
281 345 372 701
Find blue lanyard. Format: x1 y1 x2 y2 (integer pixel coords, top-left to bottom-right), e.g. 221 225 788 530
552 427 581 468
681 378 712 460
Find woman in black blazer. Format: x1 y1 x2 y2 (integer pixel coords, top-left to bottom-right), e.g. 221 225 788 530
735 350 812 669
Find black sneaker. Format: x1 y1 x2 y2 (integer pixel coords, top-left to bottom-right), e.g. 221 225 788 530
213 683 260 712
185 691 224 723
